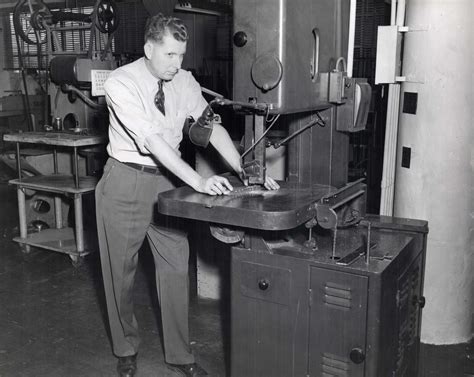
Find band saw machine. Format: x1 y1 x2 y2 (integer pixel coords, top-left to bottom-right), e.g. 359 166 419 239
159 1 428 376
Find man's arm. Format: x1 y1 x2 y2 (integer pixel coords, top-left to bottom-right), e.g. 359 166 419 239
144 133 233 195
209 123 280 191
105 73 232 196
209 123 242 175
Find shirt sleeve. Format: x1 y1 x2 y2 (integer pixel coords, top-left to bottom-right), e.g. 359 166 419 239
182 71 209 121
104 72 162 154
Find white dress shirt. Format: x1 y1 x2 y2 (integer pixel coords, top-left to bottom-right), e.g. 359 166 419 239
104 57 208 166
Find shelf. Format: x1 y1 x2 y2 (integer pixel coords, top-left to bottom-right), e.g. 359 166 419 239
9 174 98 194
4 131 105 262
4 132 107 147
175 4 222 16
13 228 97 257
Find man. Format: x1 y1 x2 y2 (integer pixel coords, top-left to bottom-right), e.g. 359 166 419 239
96 13 279 377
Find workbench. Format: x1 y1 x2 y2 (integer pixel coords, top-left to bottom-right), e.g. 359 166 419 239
4 131 107 265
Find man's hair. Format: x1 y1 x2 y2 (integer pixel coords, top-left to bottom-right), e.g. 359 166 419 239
144 13 188 44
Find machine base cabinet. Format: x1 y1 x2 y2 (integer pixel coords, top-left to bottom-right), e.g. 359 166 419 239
230 218 427 377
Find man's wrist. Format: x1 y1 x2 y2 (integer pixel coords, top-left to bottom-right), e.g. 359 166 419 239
189 174 204 192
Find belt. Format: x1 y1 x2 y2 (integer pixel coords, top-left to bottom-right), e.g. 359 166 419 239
122 161 163 175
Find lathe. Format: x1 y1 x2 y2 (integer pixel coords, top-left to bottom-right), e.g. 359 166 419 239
158 0 428 376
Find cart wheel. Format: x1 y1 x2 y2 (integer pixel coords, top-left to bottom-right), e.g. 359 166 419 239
70 255 85 268
19 244 32 254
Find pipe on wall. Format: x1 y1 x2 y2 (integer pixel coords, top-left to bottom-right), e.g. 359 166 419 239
379 0 406 216
346 0 357 78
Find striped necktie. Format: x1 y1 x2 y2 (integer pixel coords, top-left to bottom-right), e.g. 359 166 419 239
154 80 165 115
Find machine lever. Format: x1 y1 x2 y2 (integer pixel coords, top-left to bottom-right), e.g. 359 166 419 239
273 120 318 149
321 178 365 206
202 88 268 113
211 98 268 113
273 113 325 149
201 87 224 99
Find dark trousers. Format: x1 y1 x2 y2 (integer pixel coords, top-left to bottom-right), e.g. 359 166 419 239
95 158 194 364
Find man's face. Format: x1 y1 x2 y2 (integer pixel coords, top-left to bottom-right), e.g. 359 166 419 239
144 33 187 81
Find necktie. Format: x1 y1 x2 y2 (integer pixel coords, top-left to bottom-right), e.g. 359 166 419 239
154 80 165 115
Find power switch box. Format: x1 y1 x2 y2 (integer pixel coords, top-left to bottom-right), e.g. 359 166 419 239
375 26 402 84
403 92 418 114
402 147 411 168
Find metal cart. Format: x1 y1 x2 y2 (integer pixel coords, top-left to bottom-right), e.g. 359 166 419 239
4 131 106 265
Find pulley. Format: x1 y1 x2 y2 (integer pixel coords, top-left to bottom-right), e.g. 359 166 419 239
13 0 50 45
13 0 119 45
95 0 119 34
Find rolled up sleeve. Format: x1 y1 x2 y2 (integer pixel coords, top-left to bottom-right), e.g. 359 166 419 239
182 71 209 121
104 74 162 154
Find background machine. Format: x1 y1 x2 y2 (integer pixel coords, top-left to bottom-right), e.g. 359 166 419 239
158 1 428 376
4 0 117 264
13 0 118 133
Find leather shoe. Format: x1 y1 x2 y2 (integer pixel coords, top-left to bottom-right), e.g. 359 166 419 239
117 354 137 377
166 362 208 376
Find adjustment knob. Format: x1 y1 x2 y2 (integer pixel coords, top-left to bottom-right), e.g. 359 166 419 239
349 348 365 364
412 295 426 308
258 279 270 291
233 31 248 47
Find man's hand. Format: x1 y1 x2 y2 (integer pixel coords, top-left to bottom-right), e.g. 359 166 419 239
197 175 234 196
263 176 280 191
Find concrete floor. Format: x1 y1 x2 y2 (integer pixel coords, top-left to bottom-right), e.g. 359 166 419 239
0 179 472 377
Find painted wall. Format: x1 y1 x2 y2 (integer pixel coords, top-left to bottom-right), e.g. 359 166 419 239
394 0 473 344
